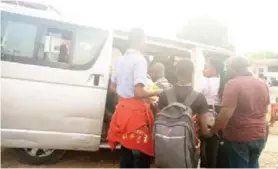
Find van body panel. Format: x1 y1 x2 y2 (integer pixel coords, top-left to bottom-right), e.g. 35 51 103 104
1 7 112 151
1 44 111 150
1 129 100 151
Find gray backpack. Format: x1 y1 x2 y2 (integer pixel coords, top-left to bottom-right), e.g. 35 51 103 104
154 88 199 168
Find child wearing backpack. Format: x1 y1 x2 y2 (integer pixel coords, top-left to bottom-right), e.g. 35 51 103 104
154 59 211 168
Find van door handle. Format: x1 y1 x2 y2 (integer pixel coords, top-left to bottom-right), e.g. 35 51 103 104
87 74 102 86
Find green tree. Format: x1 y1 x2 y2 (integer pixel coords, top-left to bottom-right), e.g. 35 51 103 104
250 51 276 61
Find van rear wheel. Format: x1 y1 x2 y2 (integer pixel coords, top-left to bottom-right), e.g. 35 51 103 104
16 148 65 165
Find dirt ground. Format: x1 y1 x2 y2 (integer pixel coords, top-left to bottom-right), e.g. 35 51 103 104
260 122 278 168
1 123 278 168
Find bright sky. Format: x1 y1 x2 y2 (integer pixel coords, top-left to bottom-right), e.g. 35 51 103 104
40 0 278 54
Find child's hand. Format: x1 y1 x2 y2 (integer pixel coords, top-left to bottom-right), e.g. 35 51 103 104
145 97 158 105
195 139 201 155
192 115 200 133
205 112 215 127
153 89 163 96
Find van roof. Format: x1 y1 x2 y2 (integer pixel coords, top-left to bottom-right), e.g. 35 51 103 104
114 29 234 56
1 0 60 14
0 1 109 30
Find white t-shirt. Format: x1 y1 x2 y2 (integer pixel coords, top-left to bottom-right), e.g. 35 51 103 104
197 77 221 106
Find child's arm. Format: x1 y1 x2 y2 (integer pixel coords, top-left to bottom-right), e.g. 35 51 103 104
192 115 201 155
157 91 168 111
194 93 213 137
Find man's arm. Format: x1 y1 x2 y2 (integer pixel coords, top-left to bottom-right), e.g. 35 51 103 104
211 81 238 134
110 74 117 94
110 59 118 94
110 83 117 93
195 94 213 137
266 84 270 106
157 91 168 110
133 58 160 98
211 107 235 134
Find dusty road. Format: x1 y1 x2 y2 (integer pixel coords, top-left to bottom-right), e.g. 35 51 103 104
1 148 121 168
2 123 278 168
260 123 278 168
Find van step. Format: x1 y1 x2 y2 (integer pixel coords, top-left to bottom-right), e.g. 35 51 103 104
99 142 121 149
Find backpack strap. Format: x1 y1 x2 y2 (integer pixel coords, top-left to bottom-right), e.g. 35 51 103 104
165 88 176 104
184 91 199 107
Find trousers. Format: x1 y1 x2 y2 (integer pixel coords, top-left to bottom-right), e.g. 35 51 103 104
120 145 152 168
224 138 265 168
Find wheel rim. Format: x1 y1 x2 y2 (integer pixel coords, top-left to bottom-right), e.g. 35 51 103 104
24 148 54 157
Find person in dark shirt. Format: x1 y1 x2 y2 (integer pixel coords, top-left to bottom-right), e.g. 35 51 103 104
210 56 269 168
158 59 212 154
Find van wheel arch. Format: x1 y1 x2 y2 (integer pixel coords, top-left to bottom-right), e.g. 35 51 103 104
15 148 65 165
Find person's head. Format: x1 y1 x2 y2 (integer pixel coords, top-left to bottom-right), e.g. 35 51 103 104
149 62 165 82
128 27 145 52
226 56 250 79
59 44 68 56
175 59 194 84
203 57 224 77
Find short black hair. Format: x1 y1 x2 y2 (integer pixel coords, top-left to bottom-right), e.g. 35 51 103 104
175 59 194 78
207 57 224 74
227 56 249 71
207 57 227 98
128 27 145 47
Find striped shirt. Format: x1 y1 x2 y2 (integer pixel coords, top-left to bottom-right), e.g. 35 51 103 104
154 78 172 90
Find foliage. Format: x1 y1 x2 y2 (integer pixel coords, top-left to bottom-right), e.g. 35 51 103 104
250 51 277 60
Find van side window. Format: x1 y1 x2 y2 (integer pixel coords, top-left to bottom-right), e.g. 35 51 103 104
1 11 109 70
72 28 107 66
38 28 73 64
1 21 37 60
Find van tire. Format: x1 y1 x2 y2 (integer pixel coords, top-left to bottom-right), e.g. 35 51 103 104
15 148 65 165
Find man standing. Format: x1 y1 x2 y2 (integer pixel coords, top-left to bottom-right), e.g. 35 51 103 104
107 28 160 168
210 56 270 168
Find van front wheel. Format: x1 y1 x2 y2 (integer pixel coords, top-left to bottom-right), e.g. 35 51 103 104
16 148 65 164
